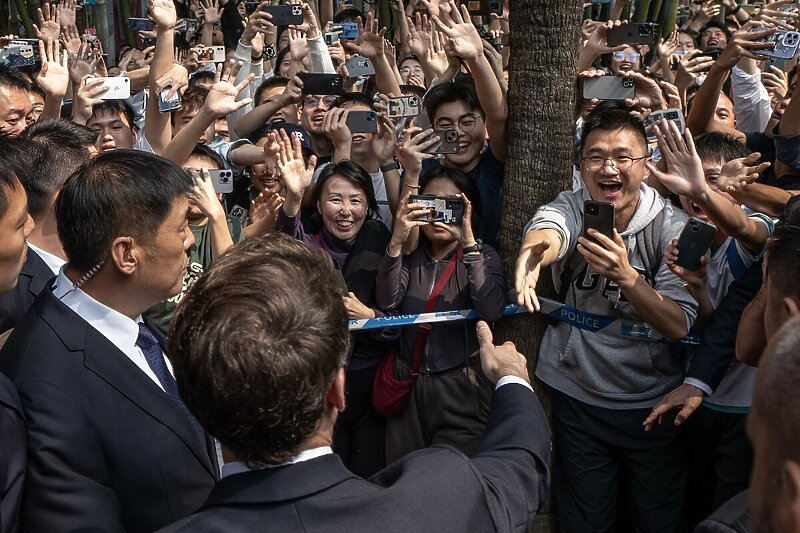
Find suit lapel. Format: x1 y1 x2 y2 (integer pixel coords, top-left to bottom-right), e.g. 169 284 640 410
23 248 56 298
38 290 216 478
204 454 358 508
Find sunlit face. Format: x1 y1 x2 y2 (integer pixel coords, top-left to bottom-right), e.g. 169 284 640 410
301 94 336 135
316 175 368 242
215 117 230 141
399 57 425 86
249 136 281 194
580 127 648 225
433 100 486 170
677 32 696 54
0 86 33 136
610 46 641 75
28 91 44 124
0 181 34 293
700 27 727 51
420 177 461 245
173 107 215 145
715 92 736 129
87 108 136 152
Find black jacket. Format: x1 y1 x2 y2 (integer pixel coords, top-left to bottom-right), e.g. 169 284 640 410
0 248 54 334
0 373 24 533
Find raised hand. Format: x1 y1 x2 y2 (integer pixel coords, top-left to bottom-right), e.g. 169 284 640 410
199 0 223 26
73 75 107 124
37 39 70 98
388 191 433 253
61 24 81 55
248 190 284 234
674 49 714 94
431 1 482 60
476 321 529 385
290 3 320 38
664 239 709 289
34 3 61 44
373 114 397 163
395 126 438 178
58 0 77 28
321 107 351 148
407 12 431 57
624 71 667 111
187 168 226 220
203 60 255 117
155 64 190 100
762 65 789 100
515 240 551 313
276 128 317 201
288 28 309 61
715 152 771 194
346 12 386 59
432 193 476 246
646 120 706 198
150 0 178 29
716 22 778 71
241 6 273 44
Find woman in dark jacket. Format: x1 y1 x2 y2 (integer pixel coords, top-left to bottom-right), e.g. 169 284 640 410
376 163 507 463
275 135 391 477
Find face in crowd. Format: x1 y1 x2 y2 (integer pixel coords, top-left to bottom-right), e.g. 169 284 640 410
432 101 486 169
0 179 34 293
316 174 368 242
301 94 337 135
0 85 34 137
87 108 136 152
610 46 641 75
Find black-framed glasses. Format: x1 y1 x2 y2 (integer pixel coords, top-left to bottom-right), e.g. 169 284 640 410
302 95 337 109
434 114 482 132
582 155 647 172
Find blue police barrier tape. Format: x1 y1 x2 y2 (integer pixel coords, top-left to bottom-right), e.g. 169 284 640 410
348 296 701 346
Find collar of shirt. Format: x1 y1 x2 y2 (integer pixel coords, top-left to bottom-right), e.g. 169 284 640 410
220 446 334 478
27 242 66 275
52 267 142 363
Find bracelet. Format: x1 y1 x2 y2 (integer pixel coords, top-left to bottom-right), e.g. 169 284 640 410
380 161 400 173
403 180 420 189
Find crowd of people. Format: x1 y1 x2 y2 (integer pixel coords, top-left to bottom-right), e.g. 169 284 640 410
0 0 798 531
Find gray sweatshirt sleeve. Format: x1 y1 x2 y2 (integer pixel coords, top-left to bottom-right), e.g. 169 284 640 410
375 253 409 311
522 190 583 261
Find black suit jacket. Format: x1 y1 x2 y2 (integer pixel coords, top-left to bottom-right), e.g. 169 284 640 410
0 373 24 533
158 383 551 533
693 490 751 533
0 248 55 335
0 287 217 533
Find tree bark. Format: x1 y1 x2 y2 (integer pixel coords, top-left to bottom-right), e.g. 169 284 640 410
499 1 583 532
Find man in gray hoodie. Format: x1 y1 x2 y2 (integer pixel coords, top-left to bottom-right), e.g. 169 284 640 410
515 103 698 533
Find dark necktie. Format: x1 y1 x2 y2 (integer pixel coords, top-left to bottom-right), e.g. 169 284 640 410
136 322 207 447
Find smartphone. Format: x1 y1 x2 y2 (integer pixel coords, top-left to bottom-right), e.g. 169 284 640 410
423 129 460 154
333 268 349 296
583 200 615 242
583 76 635 100
324 32 339 45
643 108 685 141
409 195 465 224
0 45 35 68
176 18 198 33
344 56 375 76
143 36 157 46
128 18 154 31
92 76 131 100
767 56 789 71
700 49 721 61
386 95 421 118
10 38 40 60
158 86 182 113
462 0 502 16
261 4 304 25
346 110 378 133
331 22 358 39
209 169 234 194
194 45 226 63
751 29 800 60
606 23 657 46
674 217 716 271
297 72 344 95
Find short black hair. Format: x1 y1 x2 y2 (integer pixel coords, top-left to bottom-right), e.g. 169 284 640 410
313 160 379 220
274 46 291 76
56 150 192 272
333 7 365 23
332 91 376 111
189 70 216 86
254 75 290 106
424 78 484 123
580 101 647 154
0 135 25 217
419 165 483 231
186 144 225 169
90 100 136 131
400 84 426 99
699 20 732 44
20 119 96 219
694 132 751 165
0 64 32 93
767 196 800 304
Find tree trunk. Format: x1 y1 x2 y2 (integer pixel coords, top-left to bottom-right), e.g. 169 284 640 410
500 1 582 532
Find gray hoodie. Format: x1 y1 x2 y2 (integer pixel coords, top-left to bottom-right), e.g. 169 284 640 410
524 184 697 409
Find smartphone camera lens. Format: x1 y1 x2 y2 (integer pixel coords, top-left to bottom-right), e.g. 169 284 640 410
409 96 419 106
292 5 302 14
587 205 598 215
689 220 699 230
639 25 652 36
367 113 375 122
446 131 458 142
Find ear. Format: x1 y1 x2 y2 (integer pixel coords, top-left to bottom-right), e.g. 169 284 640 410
784 296 800 318
783 461 800 519
109 236 138 276
316 199 322 215
325 367 346 413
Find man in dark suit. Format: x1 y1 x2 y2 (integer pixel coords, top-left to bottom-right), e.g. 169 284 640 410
158 234 551 533
0 149 218 533
0 137 34 533
0 119 95 336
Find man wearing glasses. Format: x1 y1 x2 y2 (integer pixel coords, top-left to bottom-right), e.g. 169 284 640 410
514 103 698 533
300 93 338 162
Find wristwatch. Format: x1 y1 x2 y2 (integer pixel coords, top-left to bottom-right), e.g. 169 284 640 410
264 44 277 60
380 161 400 173
463 241 483 255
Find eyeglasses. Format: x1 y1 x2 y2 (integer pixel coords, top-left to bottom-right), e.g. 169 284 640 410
582 155 647 172
302 96 337 109
434 114 482 132
612 51 640 62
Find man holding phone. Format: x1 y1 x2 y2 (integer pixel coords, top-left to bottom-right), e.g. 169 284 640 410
514 103 697 533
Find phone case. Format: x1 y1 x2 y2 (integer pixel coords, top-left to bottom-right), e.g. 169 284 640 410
158 87 182 113
424 130 459 154
462 0 502 16
344 56 375 77
756 30 800 60
128 18 154 31
297 72 344 95
346 111 378 133
606 23 657 46
644 107 685 140
337 23 359 39
674 218 716 271
261 4 304 26
583 76 635 101
0 46 35 68
210 169 234 194
583 201 615 242
93 77 131 100
387 96 421 118
409 195 464 224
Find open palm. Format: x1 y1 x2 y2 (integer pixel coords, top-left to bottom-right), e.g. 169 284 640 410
432 2 482 60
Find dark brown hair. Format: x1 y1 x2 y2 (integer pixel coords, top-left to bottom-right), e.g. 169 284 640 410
168 233 350 466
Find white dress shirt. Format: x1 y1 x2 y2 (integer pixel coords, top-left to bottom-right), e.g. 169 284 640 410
27 242 66 275
51 268 172 391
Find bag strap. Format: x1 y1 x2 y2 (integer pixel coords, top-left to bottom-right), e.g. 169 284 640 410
409 247 462 374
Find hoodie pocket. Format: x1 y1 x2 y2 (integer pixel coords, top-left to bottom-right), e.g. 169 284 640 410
647 341 683 376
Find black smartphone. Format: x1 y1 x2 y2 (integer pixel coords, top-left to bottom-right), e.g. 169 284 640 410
424 129 460 154
409 195 464 224
674 217 716 271
346 110 378 133
128 18 154 31
583 76 635 100
583 200 615 242
333 268 349 296
261 4 304 25
606 23 657 46
297 72 344 95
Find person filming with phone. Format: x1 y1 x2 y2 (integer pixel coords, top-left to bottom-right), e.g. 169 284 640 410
514 102 698 533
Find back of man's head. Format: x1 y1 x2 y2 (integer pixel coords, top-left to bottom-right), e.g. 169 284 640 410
0 134 25 217
56 149 191 273
694 132 751 165
169 233 350 466
0 65 32 93
21 119 96 220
